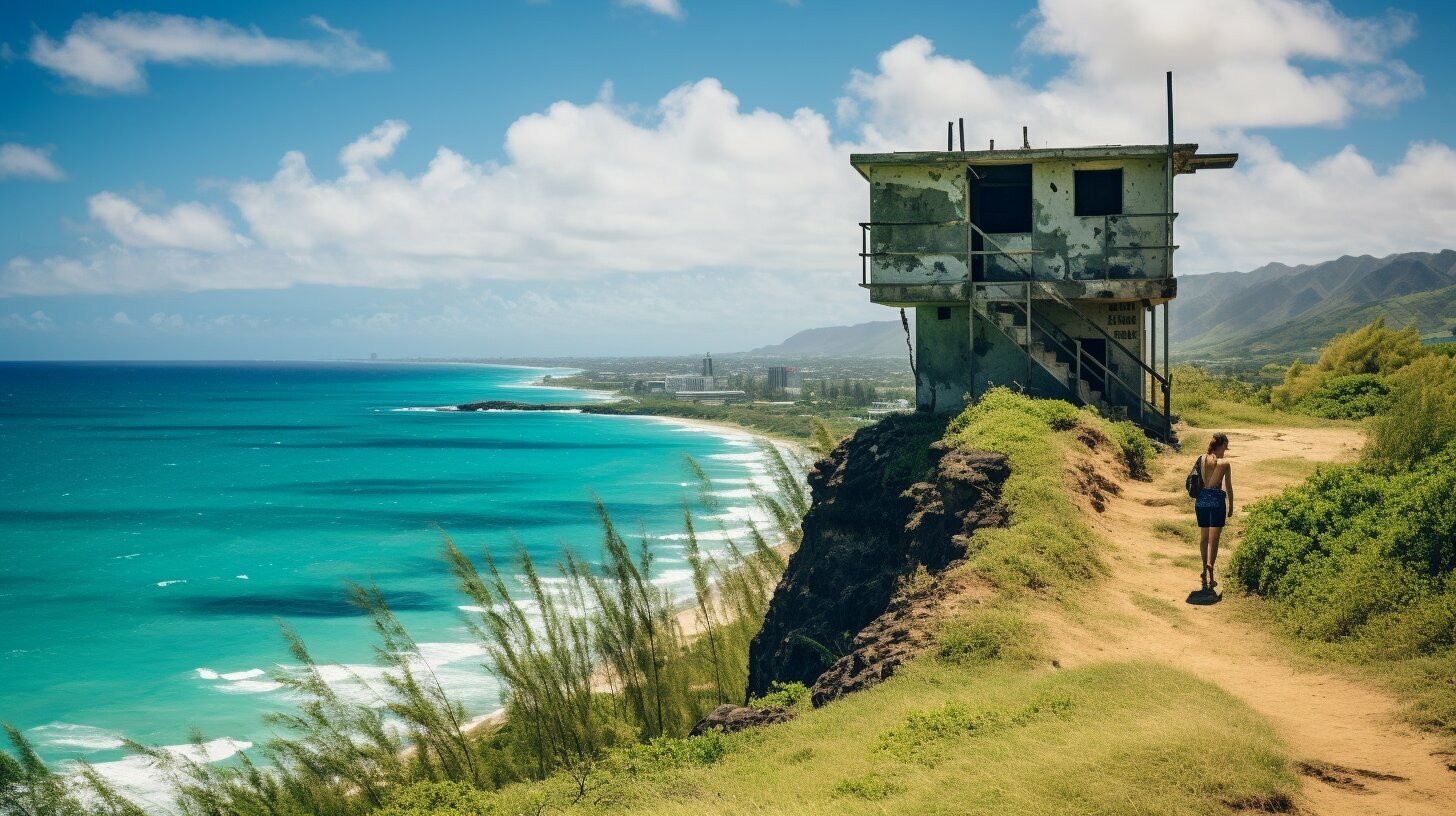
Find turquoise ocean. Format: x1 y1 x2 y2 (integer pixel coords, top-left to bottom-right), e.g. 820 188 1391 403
0 361 776 801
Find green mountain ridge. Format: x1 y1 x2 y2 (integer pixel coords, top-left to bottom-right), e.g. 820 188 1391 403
1172 249 1456 360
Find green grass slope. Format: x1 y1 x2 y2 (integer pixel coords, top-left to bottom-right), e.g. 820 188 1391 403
382 661 1293 816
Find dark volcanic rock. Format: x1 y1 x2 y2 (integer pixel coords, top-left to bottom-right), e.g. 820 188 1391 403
809 565 985 706
689 704 796 736
744 414 1010 701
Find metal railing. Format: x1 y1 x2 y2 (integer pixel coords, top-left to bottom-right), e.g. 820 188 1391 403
859 212 1178 284
973 280 1173 440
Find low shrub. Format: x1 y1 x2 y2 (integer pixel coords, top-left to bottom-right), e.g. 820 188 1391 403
1292 373 1393 419
612 732 729 773
830 773 901 800
1171 364 1264 412
934 606 1038 666
1108 420 1155 479
1365 354 1456 470
875 695 1074 764
747 681 810 710
1229 442 1456 733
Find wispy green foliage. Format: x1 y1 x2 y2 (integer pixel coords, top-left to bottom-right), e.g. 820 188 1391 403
1 724 145 816
1271 316 1425 409
1365 354 1456 470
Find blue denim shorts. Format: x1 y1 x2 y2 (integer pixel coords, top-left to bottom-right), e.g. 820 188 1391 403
1195 487 1227 528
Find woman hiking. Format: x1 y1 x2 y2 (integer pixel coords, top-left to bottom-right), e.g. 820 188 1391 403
1194 433 1234 592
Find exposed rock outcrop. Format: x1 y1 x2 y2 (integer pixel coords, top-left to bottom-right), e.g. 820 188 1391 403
809 562 989 706
745 415 1010 702
689 704 796 736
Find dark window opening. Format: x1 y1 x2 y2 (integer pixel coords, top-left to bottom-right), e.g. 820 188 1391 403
1074 168 1123 216
936 306 952 320
969 164 1032 234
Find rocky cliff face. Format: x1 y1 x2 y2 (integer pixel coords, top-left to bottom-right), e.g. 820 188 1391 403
745 415 1009 701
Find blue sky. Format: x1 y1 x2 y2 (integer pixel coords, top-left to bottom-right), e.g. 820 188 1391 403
2 0 1454 359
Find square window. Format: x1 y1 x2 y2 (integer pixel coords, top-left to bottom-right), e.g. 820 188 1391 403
937 307 952 320
970 164 1033 233
1075 169 1123 216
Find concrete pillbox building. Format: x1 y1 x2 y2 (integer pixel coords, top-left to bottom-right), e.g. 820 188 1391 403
852 119 1236 439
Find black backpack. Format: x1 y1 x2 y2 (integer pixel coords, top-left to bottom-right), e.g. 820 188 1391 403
1185 455 1204 499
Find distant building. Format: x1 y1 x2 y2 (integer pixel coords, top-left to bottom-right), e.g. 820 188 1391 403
665 374 729 393
702 352 714 376
646 380 667 393
675 390 748 405
767 366 801 392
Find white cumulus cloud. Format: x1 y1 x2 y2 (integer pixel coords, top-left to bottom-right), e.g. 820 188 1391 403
28 13 388 93
88 192 243 252
2 0 1452 307
0 310 55 331
0 144 65 181
845 0 1420 150
620 0 685 20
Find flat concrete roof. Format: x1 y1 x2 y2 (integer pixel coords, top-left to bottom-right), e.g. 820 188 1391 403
849 143 1237 179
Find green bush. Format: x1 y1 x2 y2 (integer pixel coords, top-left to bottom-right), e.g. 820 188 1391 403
1230 446 1456 654
1271 317 1425 409
1108 420 1155 479
377 781 501 816
875 695 1074 764
831 773 901 800
934 607 1038 666
1292 373 1393 419
1366 354 1456 470
748 681 810 710
612 732 729 773
1171 364 1263 412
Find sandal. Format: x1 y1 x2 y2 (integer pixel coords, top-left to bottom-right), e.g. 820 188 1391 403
1205 566 1218 591
1200 565 1210 592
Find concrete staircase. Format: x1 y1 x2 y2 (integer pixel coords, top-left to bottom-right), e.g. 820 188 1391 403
979 302 1113 417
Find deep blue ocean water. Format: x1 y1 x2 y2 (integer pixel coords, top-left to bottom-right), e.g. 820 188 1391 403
0 361 773 799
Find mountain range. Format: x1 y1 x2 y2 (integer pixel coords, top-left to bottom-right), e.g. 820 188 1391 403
1170 249 1456 359
750 250 1456 360
749 320 910 357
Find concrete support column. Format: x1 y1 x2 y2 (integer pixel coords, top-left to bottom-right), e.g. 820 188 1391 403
915 305 972 413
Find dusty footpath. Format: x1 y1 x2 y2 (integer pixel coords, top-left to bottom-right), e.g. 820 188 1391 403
1038 425 1456 815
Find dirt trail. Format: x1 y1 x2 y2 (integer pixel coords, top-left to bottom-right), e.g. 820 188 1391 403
1039 425 1456 816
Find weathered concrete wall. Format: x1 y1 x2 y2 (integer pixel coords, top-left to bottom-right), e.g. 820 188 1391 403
914 305 972 413
867 156 1171 289
969 317 1029 400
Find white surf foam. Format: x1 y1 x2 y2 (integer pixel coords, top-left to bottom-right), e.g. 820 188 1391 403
24 722 125 752
84 737 252 811
155 579 186 587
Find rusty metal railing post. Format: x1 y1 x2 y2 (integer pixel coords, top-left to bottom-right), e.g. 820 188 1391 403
861 223 868 285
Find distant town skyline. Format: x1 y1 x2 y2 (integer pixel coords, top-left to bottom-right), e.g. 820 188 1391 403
2 0 1454 359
